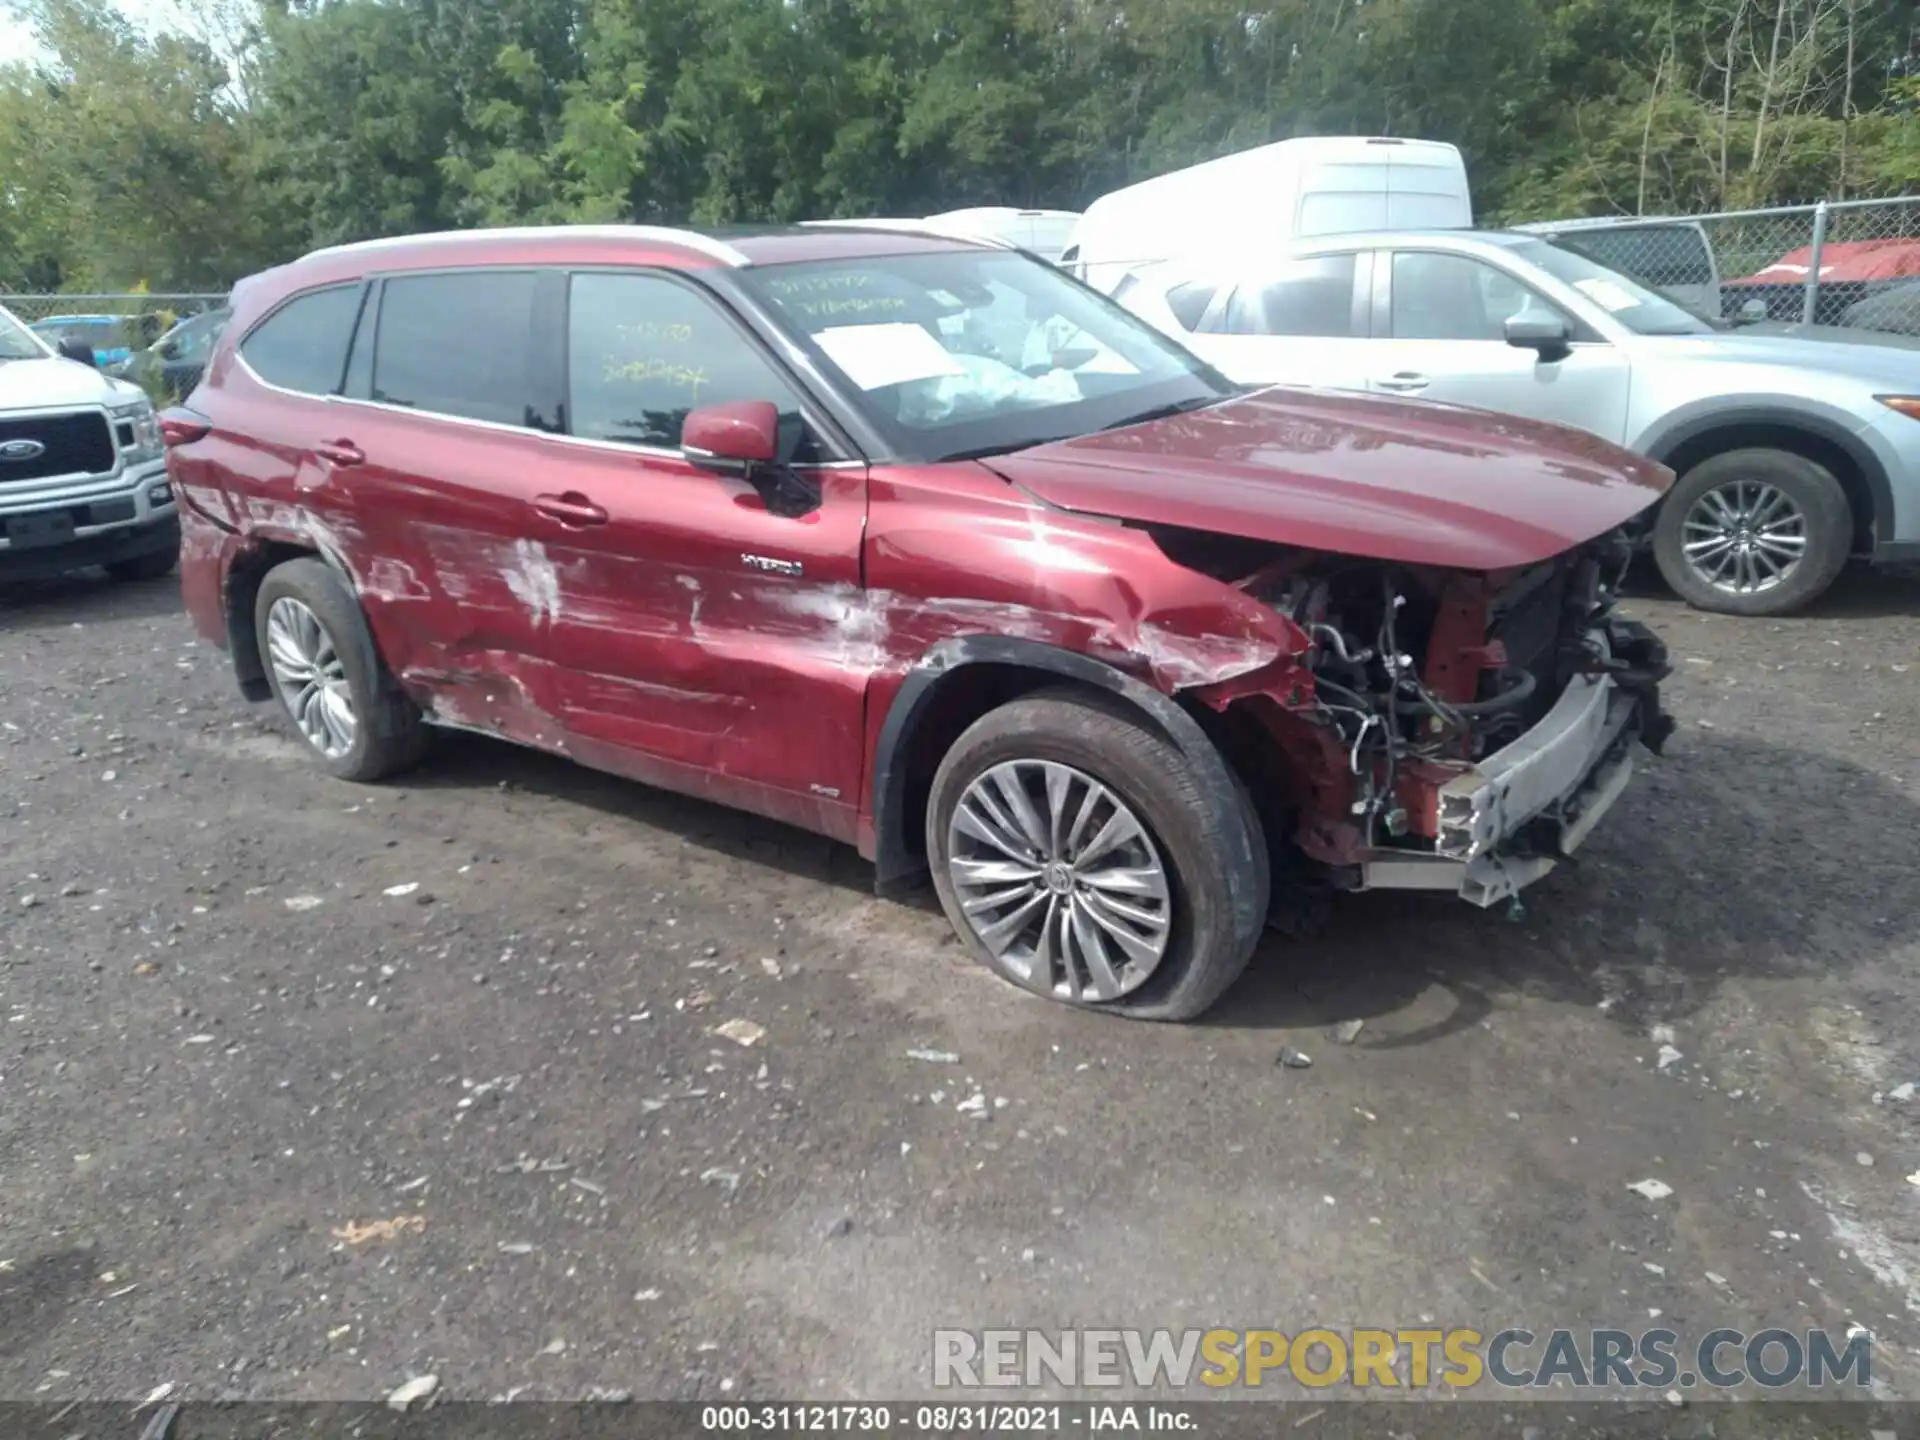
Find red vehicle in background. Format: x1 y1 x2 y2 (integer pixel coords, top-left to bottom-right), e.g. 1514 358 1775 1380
1722 238 1920 326
166 224 1673 1020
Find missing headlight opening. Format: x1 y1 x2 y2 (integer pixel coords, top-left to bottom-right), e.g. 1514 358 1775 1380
1168 526 1675 911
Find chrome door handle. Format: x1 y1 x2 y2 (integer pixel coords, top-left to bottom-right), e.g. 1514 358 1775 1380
1375 374 1430 393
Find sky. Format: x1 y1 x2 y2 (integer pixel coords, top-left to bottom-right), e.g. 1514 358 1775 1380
0 0 174 64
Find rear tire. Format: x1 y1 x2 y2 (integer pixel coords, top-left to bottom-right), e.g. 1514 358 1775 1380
1652 448 1851 615
105 548 178 582
926 689 1266 1021
254 557 427 783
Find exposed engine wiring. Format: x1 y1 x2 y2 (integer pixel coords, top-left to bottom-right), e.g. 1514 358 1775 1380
1392 667 1537 717
1309 624 1373 667
1346 711 1381 776
1276 537 1633 848
1379 582 1467 735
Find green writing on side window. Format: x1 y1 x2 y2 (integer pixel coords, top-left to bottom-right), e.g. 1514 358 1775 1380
615 320 694 345
603 356 708 401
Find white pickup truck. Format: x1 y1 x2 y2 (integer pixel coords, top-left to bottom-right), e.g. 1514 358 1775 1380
0 300 176 584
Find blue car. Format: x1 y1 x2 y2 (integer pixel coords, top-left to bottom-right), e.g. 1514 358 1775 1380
31 314 138 372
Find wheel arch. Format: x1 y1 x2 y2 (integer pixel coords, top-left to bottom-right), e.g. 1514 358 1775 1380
223 535 327 700
1640 407 1891 556
868 636 1265 941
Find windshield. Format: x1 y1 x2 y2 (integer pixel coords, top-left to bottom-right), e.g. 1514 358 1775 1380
740 249 1234 461
0 305 47 361
1519 239 1715 336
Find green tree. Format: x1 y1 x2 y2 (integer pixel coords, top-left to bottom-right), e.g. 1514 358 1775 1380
0 0 264 289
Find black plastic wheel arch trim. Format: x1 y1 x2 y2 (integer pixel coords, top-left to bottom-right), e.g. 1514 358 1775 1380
868 635 1267 949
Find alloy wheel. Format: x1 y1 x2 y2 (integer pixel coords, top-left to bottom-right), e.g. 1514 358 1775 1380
945 760 1173 1002
1680 479 1808 596
265 596 358 759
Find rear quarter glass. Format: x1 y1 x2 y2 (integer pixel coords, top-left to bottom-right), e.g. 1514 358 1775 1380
239 283 367 395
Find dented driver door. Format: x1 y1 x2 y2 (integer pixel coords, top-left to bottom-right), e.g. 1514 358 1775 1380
531 270 871 840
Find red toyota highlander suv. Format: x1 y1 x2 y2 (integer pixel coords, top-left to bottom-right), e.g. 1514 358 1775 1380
167 224 1675 1021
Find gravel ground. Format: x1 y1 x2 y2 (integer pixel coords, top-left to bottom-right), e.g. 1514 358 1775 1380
1 563 1917 1414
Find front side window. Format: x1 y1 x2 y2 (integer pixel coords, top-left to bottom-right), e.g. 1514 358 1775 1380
740 249 1232 462
167 311 228 361
1164 281 1220 332
1520 238 1714 335
1390 252 1569 341
372 271 541 427
241 285 365 396
0 305 46 361
567 272 819 461
1222 256 1359 337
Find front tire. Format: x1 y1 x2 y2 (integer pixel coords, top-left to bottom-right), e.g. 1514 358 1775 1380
1652 448 1852 616
254 557 427 783
927 689 1267 1021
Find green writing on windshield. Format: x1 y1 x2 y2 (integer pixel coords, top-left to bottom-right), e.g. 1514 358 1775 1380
767 272 872 297
789 295 908 319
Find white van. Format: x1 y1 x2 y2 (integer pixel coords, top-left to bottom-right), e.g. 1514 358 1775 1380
1065 136 1472 293
801 210 1083 264
921 208 1082 262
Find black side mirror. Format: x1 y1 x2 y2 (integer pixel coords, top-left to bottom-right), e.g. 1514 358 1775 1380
56 336 97 367
1505 313 1573 363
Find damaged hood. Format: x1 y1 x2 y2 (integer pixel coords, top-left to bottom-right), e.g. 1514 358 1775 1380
983 387 1670 571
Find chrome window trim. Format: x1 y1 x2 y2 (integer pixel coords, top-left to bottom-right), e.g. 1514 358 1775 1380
230 355 865 471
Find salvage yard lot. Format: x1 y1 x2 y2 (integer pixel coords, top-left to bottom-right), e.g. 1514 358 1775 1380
1 567 1917 1404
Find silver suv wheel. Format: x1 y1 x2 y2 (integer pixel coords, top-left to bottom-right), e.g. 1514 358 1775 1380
1680 479 1807 596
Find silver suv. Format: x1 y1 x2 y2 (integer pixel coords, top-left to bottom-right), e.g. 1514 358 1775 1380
1111 230 1920 615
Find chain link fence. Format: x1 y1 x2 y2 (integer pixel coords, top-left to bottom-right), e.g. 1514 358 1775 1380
0 292 230 402
8 204 1920 344
0 291 229 343
1519 196 1920 335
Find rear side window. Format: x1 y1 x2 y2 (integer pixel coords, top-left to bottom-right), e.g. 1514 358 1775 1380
1223 256 1359 336
372 271 541 428
240 285 365 396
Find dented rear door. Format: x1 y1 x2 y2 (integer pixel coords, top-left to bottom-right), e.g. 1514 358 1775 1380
334 268 570 743
532 269 870 838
